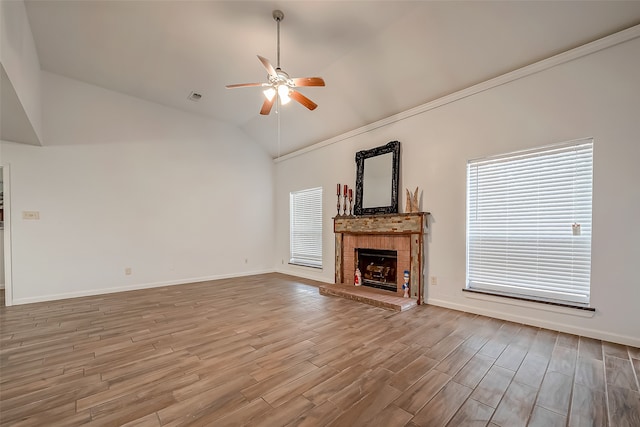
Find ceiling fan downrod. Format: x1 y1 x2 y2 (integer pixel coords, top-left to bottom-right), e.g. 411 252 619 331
273 10 284 70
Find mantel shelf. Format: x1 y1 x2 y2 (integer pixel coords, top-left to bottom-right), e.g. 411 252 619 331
334 212 429 235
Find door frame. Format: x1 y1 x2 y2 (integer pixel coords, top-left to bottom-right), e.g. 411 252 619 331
2 164 12 306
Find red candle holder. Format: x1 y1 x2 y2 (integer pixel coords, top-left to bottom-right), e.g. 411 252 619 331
342 187 348 215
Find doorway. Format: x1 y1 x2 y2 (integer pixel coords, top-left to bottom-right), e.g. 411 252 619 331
1 165 10 307
1 166 4 305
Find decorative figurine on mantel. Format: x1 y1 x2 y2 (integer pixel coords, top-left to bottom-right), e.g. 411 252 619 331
405 187 420 213
402 270 410 298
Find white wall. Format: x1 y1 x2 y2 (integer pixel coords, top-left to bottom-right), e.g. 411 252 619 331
1 71 275 304
0 0 43 143
275 37 640 346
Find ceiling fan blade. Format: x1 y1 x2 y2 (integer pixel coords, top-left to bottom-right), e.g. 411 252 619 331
292 77 325 87
260 97 275 115
289 90 318 111
257 55 277 77
226 82 265 89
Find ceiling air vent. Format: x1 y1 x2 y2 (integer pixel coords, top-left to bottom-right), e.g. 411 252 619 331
188 91 203 102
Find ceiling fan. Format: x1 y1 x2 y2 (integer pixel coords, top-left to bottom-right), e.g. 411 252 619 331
226 10 325 115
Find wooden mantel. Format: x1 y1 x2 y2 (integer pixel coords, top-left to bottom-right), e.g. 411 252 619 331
334 212 428 304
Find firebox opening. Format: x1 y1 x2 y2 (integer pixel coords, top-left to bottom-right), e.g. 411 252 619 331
357 248 398 292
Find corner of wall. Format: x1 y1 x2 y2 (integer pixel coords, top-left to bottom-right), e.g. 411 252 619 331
0 0 43 145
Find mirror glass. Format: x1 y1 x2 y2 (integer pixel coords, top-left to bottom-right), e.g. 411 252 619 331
354 141 400 215
363 152 393 208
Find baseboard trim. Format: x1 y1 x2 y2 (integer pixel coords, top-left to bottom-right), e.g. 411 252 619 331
10 269 275 305
426 297 639 348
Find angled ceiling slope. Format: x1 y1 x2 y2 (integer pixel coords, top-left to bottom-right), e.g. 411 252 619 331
21 1 640 157
1 64 41 146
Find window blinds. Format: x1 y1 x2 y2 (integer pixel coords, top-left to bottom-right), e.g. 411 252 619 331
466 139 593 304
290 187 323 268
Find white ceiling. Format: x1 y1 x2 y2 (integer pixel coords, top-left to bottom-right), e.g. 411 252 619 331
23 1 640 157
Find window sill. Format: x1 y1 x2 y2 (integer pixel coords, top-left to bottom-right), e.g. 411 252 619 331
462 288 595 317
289 262 322 270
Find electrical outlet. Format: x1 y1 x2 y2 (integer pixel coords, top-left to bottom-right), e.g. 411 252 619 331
125 267 132 276
430 276 438 286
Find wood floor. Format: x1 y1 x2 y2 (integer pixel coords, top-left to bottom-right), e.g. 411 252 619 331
1 273 639 426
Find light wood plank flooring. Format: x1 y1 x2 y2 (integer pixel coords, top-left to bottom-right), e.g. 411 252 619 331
1 273 639 426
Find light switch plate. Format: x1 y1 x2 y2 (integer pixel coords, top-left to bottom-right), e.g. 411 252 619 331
22 211 40 220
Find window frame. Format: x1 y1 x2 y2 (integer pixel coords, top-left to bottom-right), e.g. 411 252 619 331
289 187 323 269
466 138 594 306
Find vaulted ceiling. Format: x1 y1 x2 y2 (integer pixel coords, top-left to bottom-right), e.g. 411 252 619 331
23 1 640 157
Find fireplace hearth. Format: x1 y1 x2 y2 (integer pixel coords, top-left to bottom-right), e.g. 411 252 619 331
357 249 397 292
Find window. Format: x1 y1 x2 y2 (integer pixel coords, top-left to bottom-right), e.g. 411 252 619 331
290 187 323 268
466 139 593 305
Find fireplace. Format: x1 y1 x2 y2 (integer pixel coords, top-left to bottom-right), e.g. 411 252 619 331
357 249 397 292
334 212 428 303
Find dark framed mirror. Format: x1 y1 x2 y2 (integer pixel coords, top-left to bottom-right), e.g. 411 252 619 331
354 140 400 215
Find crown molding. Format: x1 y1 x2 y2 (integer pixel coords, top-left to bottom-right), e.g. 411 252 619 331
275 24 640 163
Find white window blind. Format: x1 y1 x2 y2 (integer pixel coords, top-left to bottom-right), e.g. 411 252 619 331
466 139 593 304
290 187 323 268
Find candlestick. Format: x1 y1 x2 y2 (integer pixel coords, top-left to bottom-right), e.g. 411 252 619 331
343 190 347 216
337 183 340 196
336 193 341 216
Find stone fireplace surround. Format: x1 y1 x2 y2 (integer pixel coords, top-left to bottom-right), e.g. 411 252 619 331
334 212 428 304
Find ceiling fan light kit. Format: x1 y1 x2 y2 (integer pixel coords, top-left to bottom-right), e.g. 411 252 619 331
277 85 291 104
226 10 325 115
263 87 276 102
